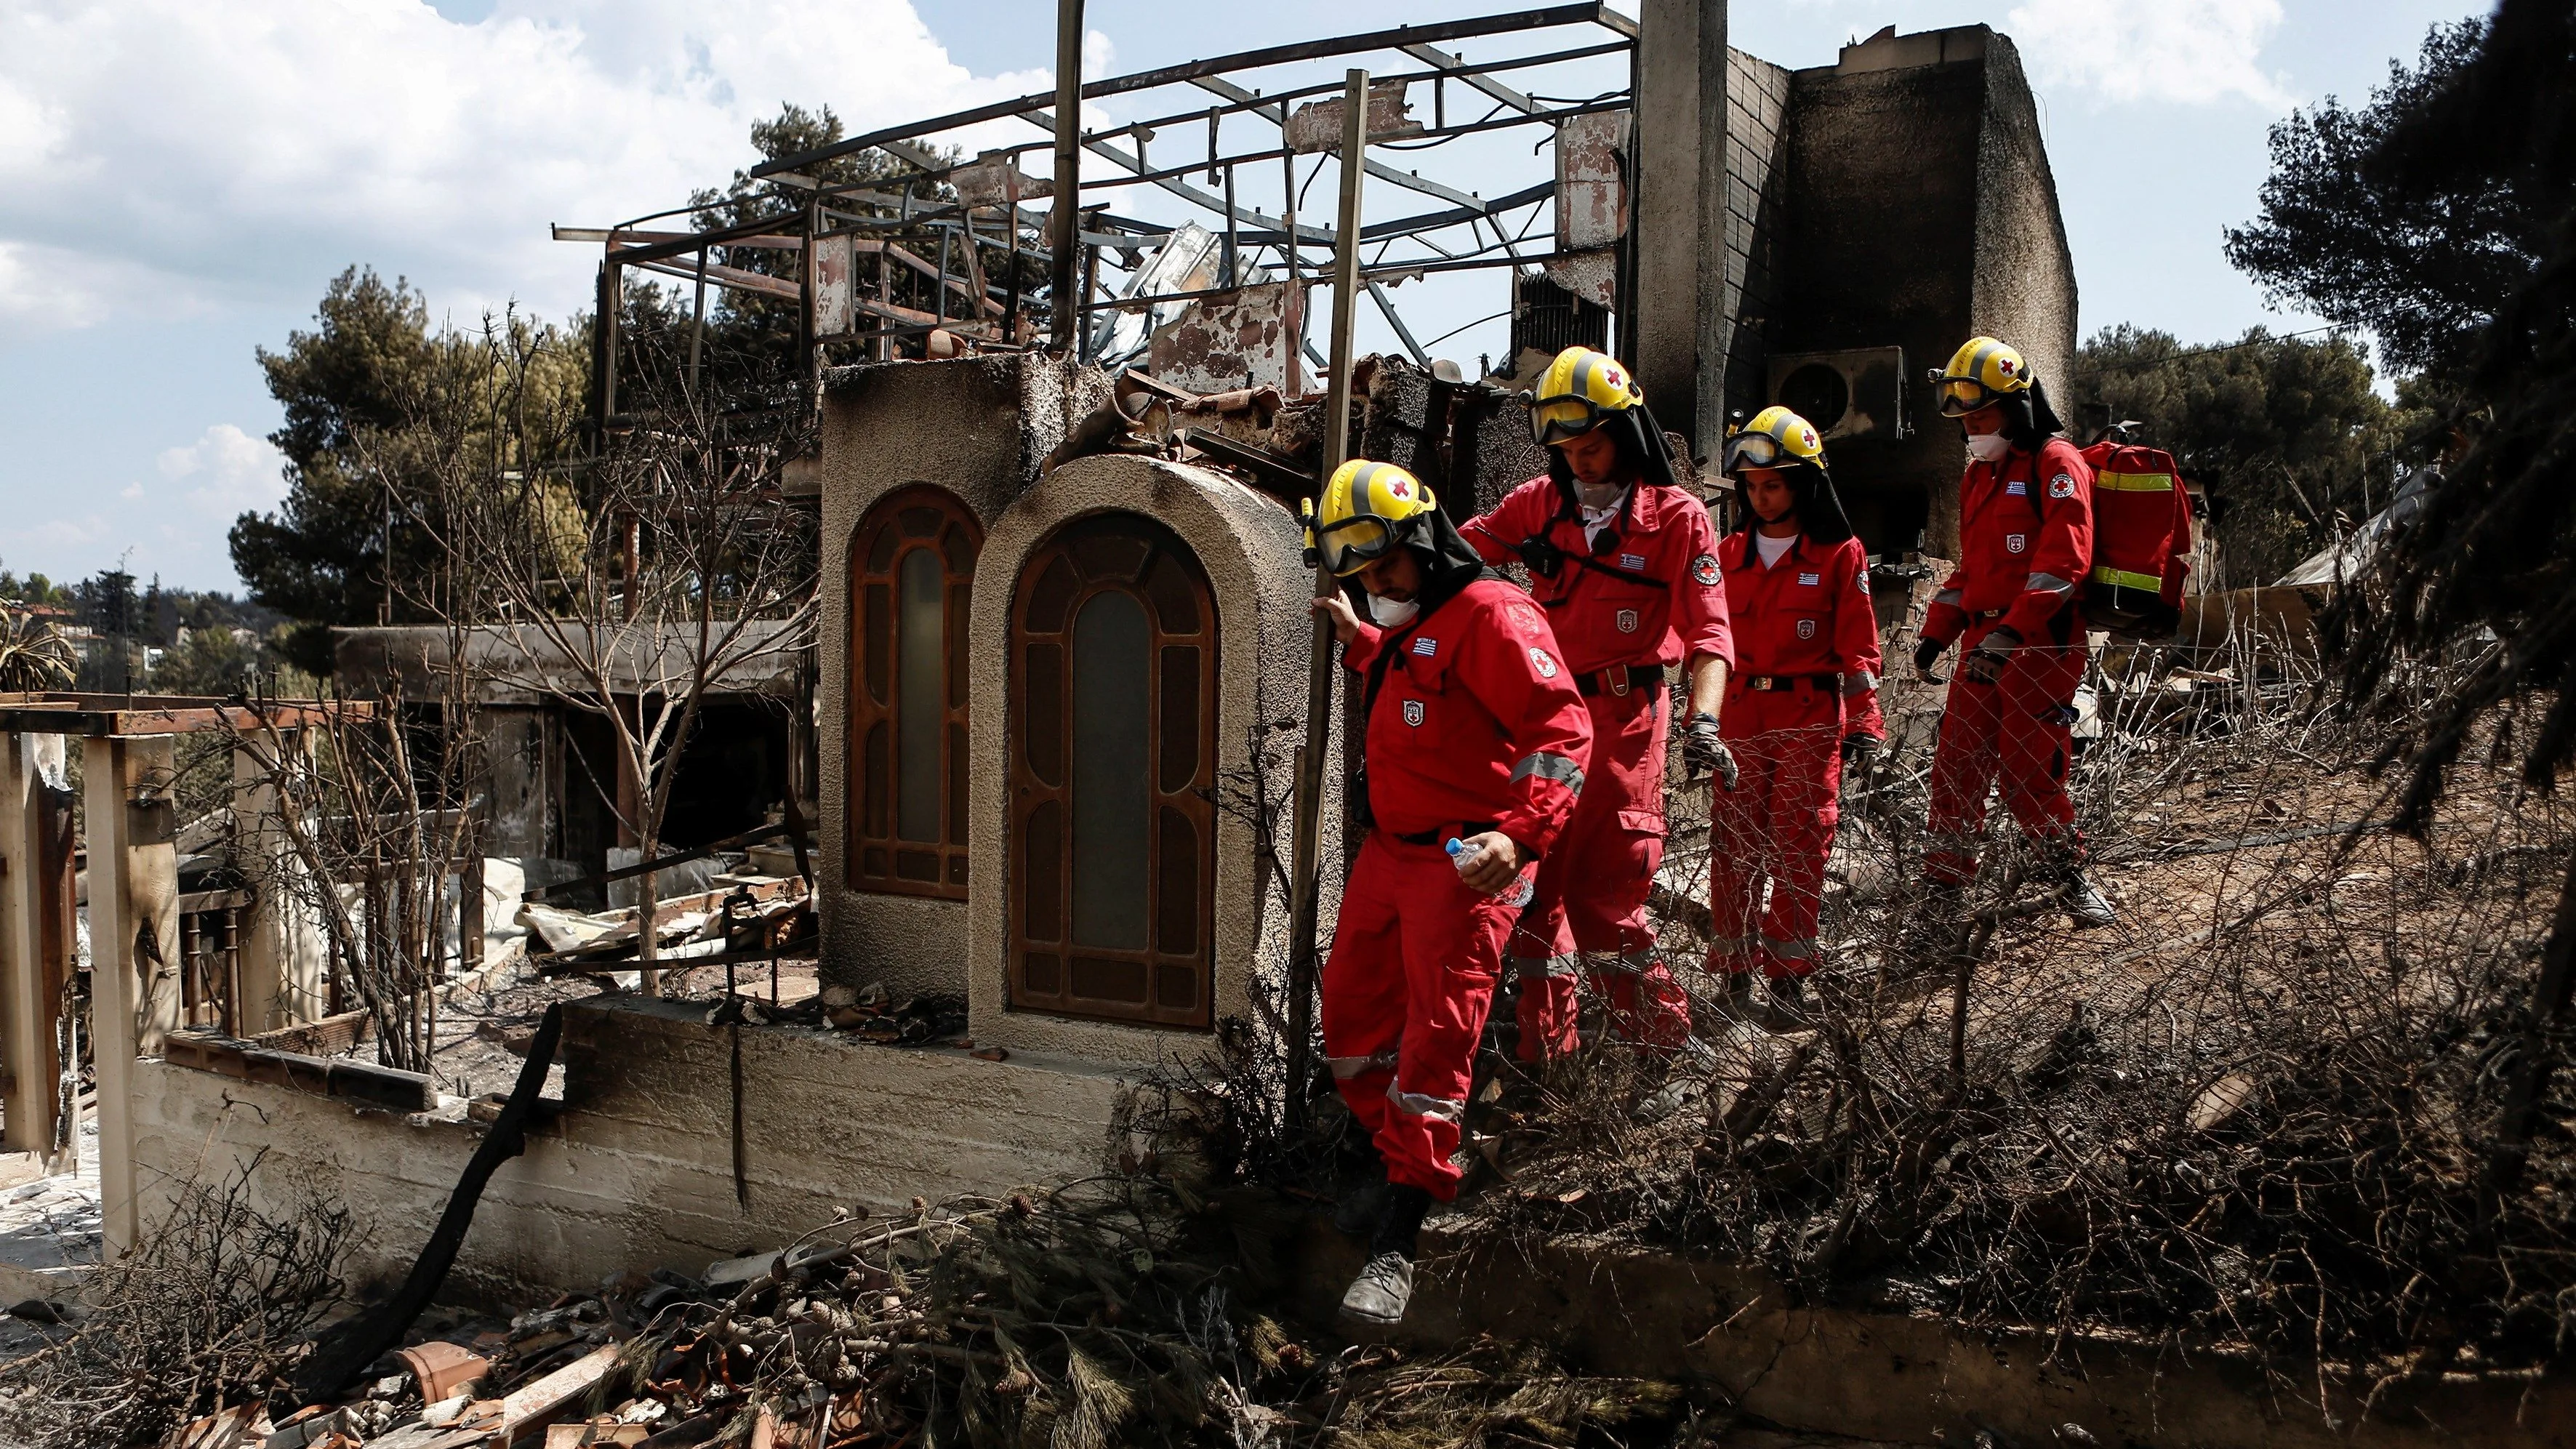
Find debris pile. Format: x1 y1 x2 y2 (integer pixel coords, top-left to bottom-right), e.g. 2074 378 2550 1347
54 1168 1724 1449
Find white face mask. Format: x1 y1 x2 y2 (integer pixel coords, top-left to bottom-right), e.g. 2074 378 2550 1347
1965 432 2013 463
1576 481 1627 513
1367 594 1421 627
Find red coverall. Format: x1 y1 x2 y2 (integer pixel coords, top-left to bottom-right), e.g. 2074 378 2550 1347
1322 579 1592 1198
1920 438 2098 885
1709 532 1885 979
1461 479 1733 1059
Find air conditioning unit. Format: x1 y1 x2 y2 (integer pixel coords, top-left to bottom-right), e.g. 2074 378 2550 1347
1766 347 1909 445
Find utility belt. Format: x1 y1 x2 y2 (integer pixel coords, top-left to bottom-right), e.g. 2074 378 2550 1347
1576 665 1665 698
1738 673 1843 693
1392 820 1498 848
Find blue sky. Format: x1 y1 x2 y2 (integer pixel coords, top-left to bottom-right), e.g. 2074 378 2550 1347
0 0 2479 591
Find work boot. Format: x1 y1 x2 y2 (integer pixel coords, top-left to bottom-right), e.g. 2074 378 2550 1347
1339 1251 1416 1325
1340 1184 1435 1325
1709 970 1759 1021
2061 872 2117 929
1635 1036 1721 1124
1757 973 1811 1031
1333 1154 1391 1238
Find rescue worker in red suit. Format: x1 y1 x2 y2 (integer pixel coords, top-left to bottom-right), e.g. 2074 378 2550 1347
1458 346 1735 1064
1913 337 2118 936
1309 459 1592 1325
1706 406 1886 1021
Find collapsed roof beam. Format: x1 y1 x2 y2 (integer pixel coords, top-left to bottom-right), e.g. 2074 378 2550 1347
1184 75 1489 214
749 2 1632 179
1400 42 1547 116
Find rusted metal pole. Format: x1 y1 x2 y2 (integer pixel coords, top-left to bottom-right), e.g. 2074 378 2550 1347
1282 68 1369 1128
1049 0 1085 351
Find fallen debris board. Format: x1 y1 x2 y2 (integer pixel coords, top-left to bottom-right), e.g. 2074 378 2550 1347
497 1344 625 1447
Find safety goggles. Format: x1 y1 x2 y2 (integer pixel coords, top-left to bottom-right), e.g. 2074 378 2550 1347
1525 393 1615 446
1720 430 1791 476
1315 513 1403 577
1932 375 2004 418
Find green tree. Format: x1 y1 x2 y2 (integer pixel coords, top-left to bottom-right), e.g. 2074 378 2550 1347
2223 19 2535 380
2073 325 2423 586
230 268 593 672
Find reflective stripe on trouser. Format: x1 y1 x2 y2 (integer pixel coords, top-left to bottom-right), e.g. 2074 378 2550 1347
1509 686 1670 1061
1926 616 2087 886
1709 684 1844 980
1321 831 1524 1199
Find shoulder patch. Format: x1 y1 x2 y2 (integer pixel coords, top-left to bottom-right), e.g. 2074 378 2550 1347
2049 473 2077 499
1690 553 1721 587
1528 646 1560 680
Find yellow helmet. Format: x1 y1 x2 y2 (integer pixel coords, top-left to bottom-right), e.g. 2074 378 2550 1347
1722 405 1827 478
1929 336 2033 417
1523 346 1643 446
1308 459 1437 577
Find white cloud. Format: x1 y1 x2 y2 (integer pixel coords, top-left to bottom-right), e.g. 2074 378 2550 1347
156 422 289 515
0 0 1054 333
2007 0 2295 110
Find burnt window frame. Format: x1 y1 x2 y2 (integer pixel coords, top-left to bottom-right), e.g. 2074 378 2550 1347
846 486 981 899
1006 513 1219 1030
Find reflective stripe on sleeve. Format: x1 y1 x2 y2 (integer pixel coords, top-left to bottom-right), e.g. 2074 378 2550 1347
2024 572 2076 595
1843 670 1879 695
1762 935 1819 961
1327 1051 1400 1080
1510 953 1581 980
1509 752 1586 792
1932 588 1963 607
1385 1082 1466 1124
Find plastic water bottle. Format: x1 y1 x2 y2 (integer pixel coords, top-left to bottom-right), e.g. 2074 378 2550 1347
1448 836 1533 906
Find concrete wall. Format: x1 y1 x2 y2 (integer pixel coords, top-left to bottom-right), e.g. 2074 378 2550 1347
815 354 1109 1002
961 454 1333 1063
1764 25 2077 556
127 995 1128 1304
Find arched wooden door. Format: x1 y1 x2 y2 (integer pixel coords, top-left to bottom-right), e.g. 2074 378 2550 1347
1007 513 1217 1029
846 487 980 898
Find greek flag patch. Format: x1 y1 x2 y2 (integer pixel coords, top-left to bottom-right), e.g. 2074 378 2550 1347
1618 553 1646 570
2006 480 2029 496
1798 571 1821 586
1411 637 1437 657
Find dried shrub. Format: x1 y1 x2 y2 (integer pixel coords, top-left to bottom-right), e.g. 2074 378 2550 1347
0 1156 350 1449
1466 638 2576 1386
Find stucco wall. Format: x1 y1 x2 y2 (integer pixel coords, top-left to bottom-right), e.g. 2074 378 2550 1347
814 355 1110 1002
961 455 1336 1063
127 995 1128 1304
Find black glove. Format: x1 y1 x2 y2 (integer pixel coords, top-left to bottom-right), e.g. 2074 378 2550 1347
1841 733 1882 770
1681 712 1738 790
1914 635 1948 679
1962 626 2021 684
1514 534 1565 579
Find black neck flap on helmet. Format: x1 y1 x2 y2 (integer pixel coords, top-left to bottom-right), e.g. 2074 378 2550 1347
1999 378 2069 450
1732 459 1856 547
1544 403 1683 510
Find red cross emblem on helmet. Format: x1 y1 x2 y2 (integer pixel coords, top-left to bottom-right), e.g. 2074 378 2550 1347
1997 358 2016 375
1386 479 1408 497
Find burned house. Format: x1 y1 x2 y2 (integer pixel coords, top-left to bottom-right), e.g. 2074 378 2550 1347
6 0 2082 1362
